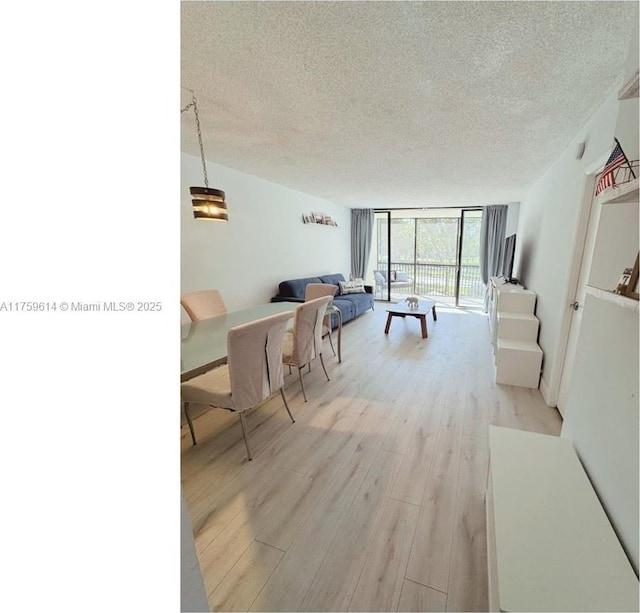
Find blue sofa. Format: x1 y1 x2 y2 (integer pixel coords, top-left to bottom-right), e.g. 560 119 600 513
271 273 374 328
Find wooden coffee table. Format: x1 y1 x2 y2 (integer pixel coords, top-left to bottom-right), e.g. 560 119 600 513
384 299 437 338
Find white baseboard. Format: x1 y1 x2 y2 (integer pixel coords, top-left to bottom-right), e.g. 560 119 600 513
539 376 556 408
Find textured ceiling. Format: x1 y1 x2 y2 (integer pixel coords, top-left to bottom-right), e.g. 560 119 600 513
181 1 635 208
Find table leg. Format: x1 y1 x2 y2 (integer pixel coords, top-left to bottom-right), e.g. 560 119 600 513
384 312 393 334
432 305 437 321
336 308 342 363
419 314 428 338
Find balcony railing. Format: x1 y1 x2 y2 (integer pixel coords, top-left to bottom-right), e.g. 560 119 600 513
609 159 638 188
376 261 484 298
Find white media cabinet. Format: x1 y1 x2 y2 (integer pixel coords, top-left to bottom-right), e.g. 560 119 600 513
486 426 639 612
488 277 542 388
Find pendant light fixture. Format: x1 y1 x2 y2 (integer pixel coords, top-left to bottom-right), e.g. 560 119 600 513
181 92 228 221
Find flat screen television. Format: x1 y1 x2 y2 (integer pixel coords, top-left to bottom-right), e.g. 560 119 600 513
502 234 517 283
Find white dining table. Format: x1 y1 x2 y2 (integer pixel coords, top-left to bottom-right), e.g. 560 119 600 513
180 302 298 381
180 301 343 382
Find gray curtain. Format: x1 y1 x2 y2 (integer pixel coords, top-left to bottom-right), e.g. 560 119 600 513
480 205 508 310
351 209 374 279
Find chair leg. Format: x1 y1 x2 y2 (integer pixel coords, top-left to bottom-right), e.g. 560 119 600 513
297 366 308 402
238 412 252 461
319 353 330 382
184 402 197 445
280 388 295 423
327 329 336 356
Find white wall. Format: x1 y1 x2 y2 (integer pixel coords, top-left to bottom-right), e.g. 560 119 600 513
514 87 620 390
559 11 640 574
616 13 639 163
622 12 639 85
504 202 520 237
561 294 639 573
517 13 639 573
181 153 352 312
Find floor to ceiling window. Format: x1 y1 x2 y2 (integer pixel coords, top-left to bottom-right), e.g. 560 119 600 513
371 208 484 307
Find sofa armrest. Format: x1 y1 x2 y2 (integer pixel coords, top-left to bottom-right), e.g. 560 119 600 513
271 296 304 303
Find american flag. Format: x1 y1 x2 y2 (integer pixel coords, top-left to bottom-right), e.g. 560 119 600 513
595 140 628 195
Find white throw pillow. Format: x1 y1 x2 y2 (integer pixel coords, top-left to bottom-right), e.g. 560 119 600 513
339 280 365 294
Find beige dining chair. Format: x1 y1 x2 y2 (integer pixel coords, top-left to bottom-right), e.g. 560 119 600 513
304 283 338 357
181 289 227 321
282 295 332 402
181 310 295 461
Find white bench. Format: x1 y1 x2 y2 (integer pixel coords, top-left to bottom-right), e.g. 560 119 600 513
486 426 638 612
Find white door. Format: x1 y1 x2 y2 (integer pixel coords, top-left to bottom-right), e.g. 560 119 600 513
556 175 600 416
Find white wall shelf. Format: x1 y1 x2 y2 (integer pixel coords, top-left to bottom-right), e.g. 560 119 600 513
585 285 639 313
597 176 639 205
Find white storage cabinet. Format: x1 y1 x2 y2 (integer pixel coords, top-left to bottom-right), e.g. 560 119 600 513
489 278 542 388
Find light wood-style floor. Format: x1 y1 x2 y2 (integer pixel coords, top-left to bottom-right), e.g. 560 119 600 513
181 301 562 612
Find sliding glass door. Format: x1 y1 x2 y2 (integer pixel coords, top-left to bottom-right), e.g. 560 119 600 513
457 209 483 307
373 211 391 300
372 208 483 307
